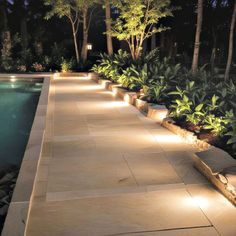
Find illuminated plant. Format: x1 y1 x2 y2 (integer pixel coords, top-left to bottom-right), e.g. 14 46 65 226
186 103 204 126
110 0 174 60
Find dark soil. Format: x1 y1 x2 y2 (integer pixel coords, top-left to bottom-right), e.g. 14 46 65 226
174 119 236 159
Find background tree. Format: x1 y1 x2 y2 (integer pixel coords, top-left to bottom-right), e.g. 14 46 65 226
225 0 236 80
80 0 98 62
105 0 113 56
44 0 81 64
192 0 203 73
110 0 173 60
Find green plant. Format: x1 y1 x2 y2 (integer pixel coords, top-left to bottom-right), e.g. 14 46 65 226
203 110 234 136
186 103 204 126
61 59 72 72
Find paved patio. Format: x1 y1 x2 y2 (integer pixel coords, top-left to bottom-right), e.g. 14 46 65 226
26 75 236 236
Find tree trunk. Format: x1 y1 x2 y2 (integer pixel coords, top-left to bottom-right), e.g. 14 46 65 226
160 32 165 58
224 1 236 81
81 8 88 62
151 34 156 50
191 0 203 74
21 16 28 51
105 0 113 56
210 30 217 73
72 23 80 64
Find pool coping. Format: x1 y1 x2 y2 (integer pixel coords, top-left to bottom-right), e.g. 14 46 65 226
1 74 52 236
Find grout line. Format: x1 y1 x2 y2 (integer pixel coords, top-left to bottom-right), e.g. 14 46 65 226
105 225 216 236
122 154 139 187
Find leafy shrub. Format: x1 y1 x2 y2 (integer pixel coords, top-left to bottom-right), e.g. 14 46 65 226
61 59 72 72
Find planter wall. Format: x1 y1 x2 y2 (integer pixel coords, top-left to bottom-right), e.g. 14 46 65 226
162 118 211 151
135 99 149 114
193 147 236 206
147 104 169 123
98 79 112 89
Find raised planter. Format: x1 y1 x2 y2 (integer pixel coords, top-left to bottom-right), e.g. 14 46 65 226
193 147 236 206
123 92 138 105
88 72 100 82
108 83 121 92
135 98 149 114
98 79 112 89
147 104 169 123
162 118 211 150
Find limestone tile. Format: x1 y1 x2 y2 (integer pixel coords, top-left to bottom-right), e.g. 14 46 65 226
76 101 120 115
41 141 52 158
94 134 162 153
152 128 195 152
125 227 219 235
47 154 136 192
54 93 79 103
52 138 96 158
12 159 39 202
164 151 208 185
54 102 81 119
54 119 89 136
116 104 142 114
31 115 46 131
2 202 29 236
124 153 182 186
33 180 48 198
26 190 211 236
187 184 236 236
36 163 49 182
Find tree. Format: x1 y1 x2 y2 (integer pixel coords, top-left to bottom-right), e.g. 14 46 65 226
191 0 203 74
224 0 236 81
110 0 173 60
44 0 81 64
80 0 97 62
105 0 113 56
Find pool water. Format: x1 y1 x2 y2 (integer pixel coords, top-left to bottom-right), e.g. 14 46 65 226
0 79 42 169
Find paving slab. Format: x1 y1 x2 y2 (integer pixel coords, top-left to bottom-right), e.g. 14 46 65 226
25 76 236 236
26 190 211 236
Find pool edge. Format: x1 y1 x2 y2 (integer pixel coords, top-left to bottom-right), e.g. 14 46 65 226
1 76 52 236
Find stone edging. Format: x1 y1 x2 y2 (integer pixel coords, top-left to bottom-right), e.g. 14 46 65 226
1 76 51 236
162 118 211 151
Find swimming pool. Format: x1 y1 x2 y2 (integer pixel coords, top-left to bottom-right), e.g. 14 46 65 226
0 78 43 169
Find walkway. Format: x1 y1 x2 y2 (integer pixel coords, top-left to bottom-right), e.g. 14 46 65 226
26 75 236 236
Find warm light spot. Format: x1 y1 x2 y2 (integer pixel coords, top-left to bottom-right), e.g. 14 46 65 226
226 184 236 195
10 78 16 82
185 196 209 208
79 85 102 90
99 101 129 108
155 134 182 143
112 87 119 96
153 110 168 122
53 73 59 79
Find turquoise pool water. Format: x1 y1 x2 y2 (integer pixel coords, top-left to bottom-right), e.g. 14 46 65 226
0 79 42 169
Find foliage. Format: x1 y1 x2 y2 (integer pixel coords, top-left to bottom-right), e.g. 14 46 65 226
61 58 73 72
110 0 174 60
93 51 236 155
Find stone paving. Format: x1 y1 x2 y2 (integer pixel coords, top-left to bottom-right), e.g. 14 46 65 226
26 76 236 236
